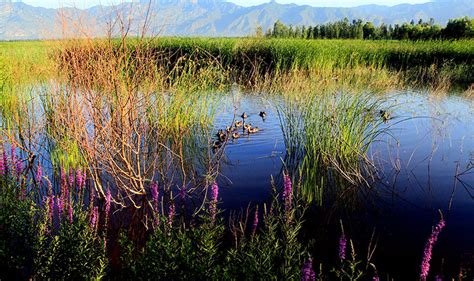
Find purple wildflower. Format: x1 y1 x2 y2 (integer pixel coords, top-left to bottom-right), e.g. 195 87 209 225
252 205 259 236
420 218 446 280
373 276 380 281
36 162 42 183
339 234 347 260
105 188 111 223
0 146 5 176
57 196 64 222
179 185 186 202
76 168 84 190
210 181 219 223
283 173 293 213
435 275 443 281
48 195 54 226
150 182 159 226
68 204 73 224
61 167 66 189
301 258 316 281
168 203 175 227
46 177 53 195
15 158 22 178
150 182 158 208
90 206 99 231
10 142 16 173
89 186 95 207
69 167 74 188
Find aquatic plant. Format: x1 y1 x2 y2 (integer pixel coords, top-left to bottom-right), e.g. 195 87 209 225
339 234 347 261
279 91 385 204
210 181 219 223
420 216 446 280
301 258 316 281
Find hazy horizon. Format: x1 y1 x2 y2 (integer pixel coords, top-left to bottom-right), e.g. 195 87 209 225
13 0 433 9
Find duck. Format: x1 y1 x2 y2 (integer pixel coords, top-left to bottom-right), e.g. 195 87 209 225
216 129 224 137
226 126 233 133
212 141 222 149
232 132 240 139
241 112 248 120
243 123 252 130
259 111 266 118
379 110 391 122
219 133 227 142
247 127 259 134
234 120 243 127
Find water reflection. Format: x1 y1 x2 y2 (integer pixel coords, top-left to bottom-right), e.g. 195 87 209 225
214 90 474 279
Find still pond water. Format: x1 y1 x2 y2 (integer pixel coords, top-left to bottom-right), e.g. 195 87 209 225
213 90 473 279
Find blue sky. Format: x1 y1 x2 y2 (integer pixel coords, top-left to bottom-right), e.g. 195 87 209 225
22 0 431 9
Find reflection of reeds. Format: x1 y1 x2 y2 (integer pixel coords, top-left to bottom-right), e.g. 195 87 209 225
36 33 224 209
279 91 385 204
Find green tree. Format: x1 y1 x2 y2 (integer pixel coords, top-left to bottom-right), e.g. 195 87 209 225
363 22 376 39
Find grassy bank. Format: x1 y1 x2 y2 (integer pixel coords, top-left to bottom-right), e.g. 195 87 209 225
2 38 473 90
144 38 474 86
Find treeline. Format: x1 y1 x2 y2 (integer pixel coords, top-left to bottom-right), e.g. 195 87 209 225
261 17 474 40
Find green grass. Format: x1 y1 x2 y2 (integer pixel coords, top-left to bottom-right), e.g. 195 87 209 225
279 91 385 204
144 37 474 85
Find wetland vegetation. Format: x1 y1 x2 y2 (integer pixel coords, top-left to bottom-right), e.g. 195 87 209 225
0 27 473 280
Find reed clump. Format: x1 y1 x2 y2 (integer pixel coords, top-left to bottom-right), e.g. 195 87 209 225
279 90 385 204
41 37 224 208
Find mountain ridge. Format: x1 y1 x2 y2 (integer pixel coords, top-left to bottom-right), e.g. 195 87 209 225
0 0 473 40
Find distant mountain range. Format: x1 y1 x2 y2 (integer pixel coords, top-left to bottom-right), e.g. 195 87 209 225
0 0 473 40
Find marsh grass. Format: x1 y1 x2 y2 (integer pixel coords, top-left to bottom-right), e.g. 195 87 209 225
279 91 385 204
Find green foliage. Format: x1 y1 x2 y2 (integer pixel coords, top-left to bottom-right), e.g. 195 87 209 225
34 212 107 280
123 220 224 280
265 17 474 41
141 37 474 85
122 190 308 281
224 205 306 280
0 175 36 279
280 92 385 204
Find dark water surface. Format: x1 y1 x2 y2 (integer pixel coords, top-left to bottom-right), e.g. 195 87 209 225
213 91 474 279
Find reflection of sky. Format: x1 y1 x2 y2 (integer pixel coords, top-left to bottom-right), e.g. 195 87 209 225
372 91 473 208
213 90 473 279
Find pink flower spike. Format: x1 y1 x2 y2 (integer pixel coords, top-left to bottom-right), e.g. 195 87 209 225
420 218 446 280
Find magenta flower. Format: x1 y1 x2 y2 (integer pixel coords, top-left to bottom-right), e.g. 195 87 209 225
68 204 73 224
10 142 16 172
252 205 259 236
373 276 380 281
179 185 186 202
339 234 347 260
301 258 316 281
36 162 42 183
210 181 219 223
61 167 66 189
105 188 111 223
76 168 84 190
69 167 74 187
48 195 54 226
15 158 23 178
150 182 158 208
283 173 293 213
57 196 64 222
90 206 99 231
0 146 6 176
90 186 95 206
150 182 159 226
168 203 175 227
420 218 446 280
